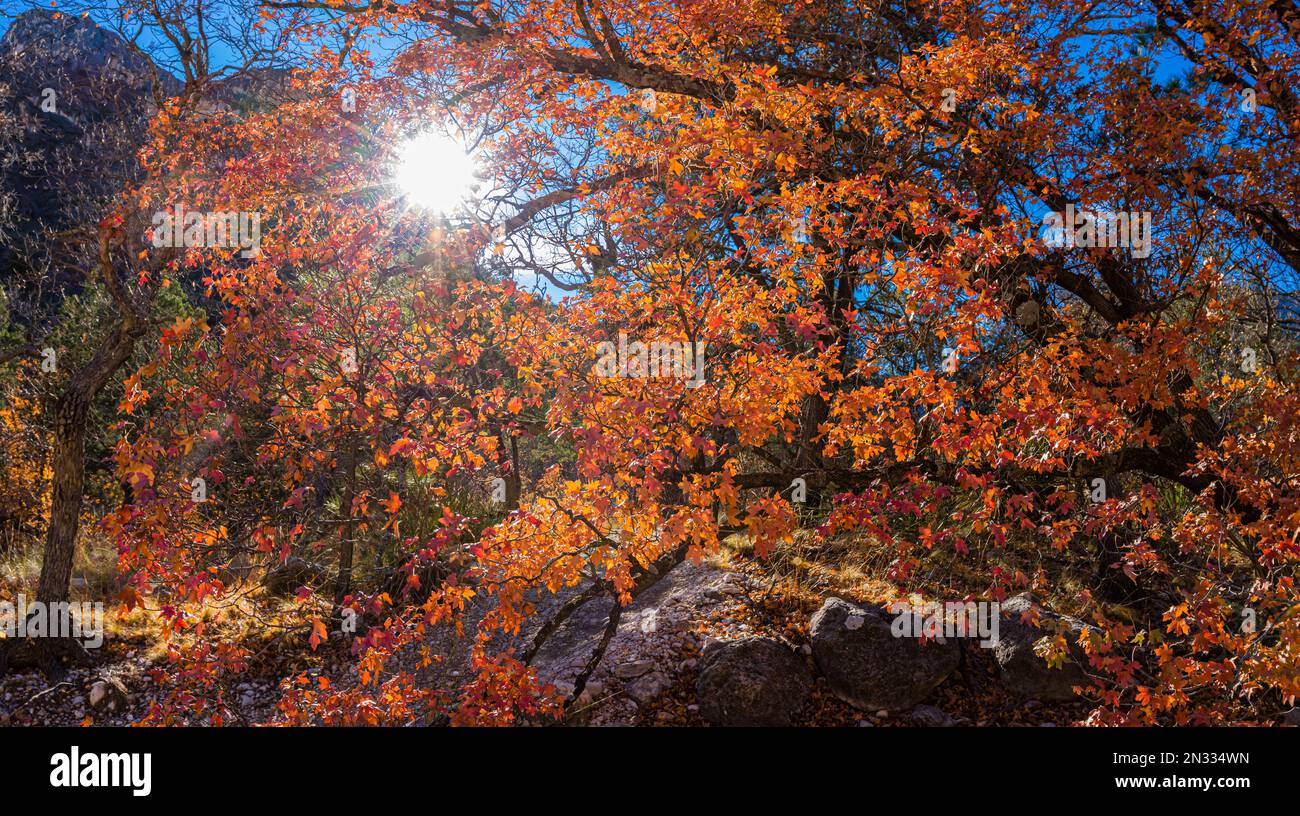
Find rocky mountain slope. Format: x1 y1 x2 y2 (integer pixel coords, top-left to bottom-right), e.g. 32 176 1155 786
0 9 175 329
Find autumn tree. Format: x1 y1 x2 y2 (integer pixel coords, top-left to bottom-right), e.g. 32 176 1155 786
0 0 305 674
93 0 1300 724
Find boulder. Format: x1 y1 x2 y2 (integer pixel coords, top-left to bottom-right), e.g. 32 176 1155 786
809 597 960 711
88 676 128 712
624 671 671 705
695 637 812 726
993 592 1089 701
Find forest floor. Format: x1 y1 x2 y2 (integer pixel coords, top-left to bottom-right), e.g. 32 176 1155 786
0 532 1095 727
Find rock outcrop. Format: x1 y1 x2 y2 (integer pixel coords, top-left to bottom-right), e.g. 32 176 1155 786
407 560 748 723
0 10 174 325
992 592 1090 701
695 636 812 726
809 597 960 711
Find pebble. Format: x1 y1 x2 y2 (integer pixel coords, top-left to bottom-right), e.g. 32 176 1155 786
911 704 955 727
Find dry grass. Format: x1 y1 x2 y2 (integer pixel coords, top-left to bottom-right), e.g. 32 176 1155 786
0 531 120 602
721 521 1108 628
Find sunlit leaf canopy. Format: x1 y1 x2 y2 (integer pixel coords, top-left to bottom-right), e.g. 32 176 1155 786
12 0 1295 725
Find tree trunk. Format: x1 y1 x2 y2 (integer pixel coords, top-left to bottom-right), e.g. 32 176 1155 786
3 317 146 677
35 397 89 607
794 392 829 511
35 320 142 605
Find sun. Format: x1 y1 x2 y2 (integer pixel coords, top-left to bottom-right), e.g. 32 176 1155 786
393 131 480 214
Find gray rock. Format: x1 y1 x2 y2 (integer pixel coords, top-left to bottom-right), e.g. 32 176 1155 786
528 594 617 697
411 580 606 699
993 593 1089 701
613 659 656 680
695 637 812 727
403 560 744 723
911 704 955 727
88 677 128 712
624 671 670 704
809 597 960 711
